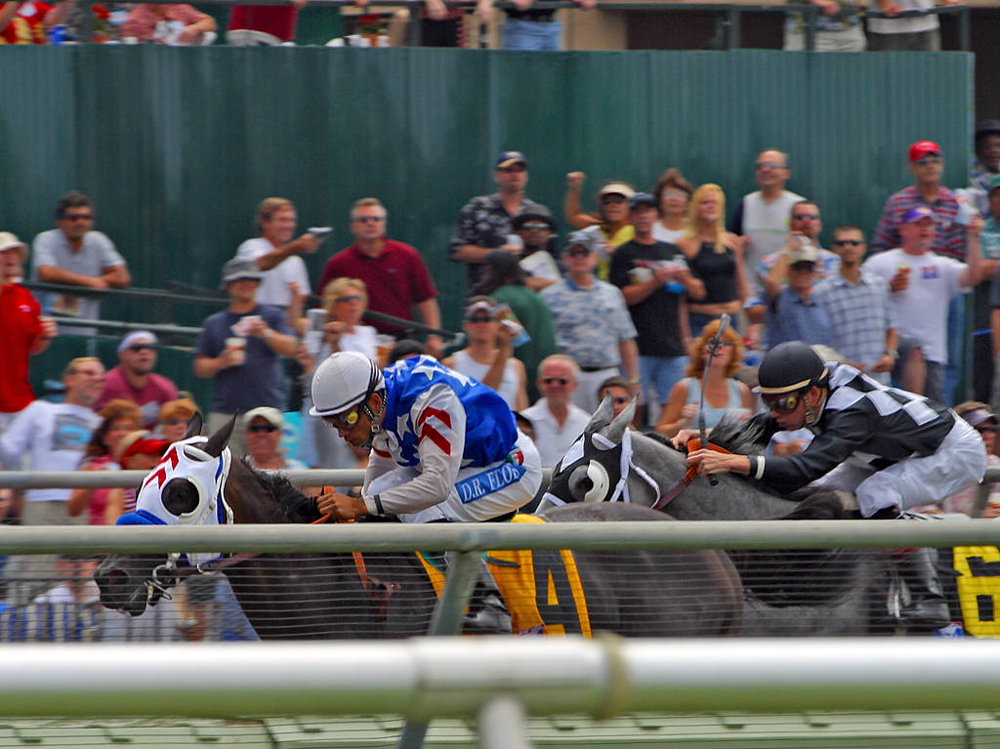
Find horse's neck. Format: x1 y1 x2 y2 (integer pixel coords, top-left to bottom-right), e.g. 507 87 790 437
633 434 798 520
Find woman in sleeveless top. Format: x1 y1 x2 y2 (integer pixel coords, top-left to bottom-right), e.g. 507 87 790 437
442 296 529 412
655 318 753 438
677 184 749 337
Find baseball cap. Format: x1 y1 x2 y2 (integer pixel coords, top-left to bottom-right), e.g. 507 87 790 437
598 182 636 200
909 141 942 162
566 230 598 252
495 151 527 169
511 205 555 231
118 330 158 353
220 259 263 288
0 231 28 262
901 206 935 224
628 192 657 210
787 240 819 265
976 120 1000 141
464 297 498 320
115 430 171 462
956 402 998 430
244 406 285 428
989 174 1000 195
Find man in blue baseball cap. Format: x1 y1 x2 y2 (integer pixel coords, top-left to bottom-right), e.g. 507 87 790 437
861 204 983 403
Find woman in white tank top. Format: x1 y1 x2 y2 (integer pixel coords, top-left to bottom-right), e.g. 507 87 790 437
442 296 529 412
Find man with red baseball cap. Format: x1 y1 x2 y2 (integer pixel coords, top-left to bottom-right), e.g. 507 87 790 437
871 140 970 404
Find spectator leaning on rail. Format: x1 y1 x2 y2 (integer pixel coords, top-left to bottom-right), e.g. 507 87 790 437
233 197 323 309
449 151 548 292
95 330 179 430
309 351 542 524
193 259 298 457
32 190 130 336
0 356 105 604
679 341 987 628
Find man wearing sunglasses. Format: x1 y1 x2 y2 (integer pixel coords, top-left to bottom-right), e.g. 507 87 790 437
309 350 541 524
812 226 898 385
32 190 130 336
95 330 178 430
682 340 986 627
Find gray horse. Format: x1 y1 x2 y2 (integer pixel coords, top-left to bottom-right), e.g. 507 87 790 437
538 396 886 636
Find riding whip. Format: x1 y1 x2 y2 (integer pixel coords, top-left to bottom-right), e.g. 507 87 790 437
700 313 730 487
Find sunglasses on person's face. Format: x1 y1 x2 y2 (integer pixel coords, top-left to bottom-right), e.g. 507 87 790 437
793 214 819 221
763 391 804 414
756 162 786 170
543 377 571 386
566 247 591 258
833 239 864 247
499 164 526 173
467 315 493 324
325 409 361 430
601 194 628 205
248 424 279 434
521 222 549 231
127 344 156 353
335 295 363 304
354 215 385 223
64 213 93 222
914 156 943 166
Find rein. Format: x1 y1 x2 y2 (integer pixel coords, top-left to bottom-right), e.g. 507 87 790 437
651 438 731 511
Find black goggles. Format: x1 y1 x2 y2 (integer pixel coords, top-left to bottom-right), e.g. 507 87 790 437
762 389 805 414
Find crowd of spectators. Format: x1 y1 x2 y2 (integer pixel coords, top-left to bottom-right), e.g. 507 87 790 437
2 129 1000 636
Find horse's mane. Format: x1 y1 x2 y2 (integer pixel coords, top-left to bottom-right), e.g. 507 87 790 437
641 414 766 456
242 460 322 524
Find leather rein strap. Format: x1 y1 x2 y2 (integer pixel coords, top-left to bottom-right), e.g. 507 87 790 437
651 439 731 512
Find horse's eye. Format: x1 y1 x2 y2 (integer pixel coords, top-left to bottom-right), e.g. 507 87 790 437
162 478 199 516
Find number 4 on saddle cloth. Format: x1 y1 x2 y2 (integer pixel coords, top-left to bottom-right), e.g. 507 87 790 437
413 515 592 637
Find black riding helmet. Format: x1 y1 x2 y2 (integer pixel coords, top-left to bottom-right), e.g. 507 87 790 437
758 341 828 395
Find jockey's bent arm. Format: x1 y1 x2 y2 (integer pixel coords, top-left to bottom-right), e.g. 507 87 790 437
365 387 468 516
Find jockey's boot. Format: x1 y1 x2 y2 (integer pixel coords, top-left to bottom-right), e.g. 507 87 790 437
463 564 512 635
896 547 952 631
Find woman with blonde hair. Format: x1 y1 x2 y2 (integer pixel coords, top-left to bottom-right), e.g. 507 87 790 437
655 318 752 438
677 184 749 337
156 398 199 443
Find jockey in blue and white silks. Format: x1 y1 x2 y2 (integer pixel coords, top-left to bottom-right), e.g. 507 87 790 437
310 352 541 523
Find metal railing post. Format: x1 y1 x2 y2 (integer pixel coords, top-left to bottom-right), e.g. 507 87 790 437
725 6 740 50
478 695 532 749
804 3 817 51
396 550 482 749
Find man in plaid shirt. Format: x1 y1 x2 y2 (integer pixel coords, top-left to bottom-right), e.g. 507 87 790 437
812 225 898 384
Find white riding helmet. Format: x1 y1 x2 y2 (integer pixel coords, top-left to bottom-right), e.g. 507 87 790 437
309 351 386 418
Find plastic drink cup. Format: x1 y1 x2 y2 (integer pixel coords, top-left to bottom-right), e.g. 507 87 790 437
225 337 246 366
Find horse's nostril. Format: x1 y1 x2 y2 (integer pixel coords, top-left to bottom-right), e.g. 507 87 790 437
581 477 593 491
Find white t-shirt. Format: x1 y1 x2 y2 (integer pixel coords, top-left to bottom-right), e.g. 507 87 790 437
862 248 967 364
521 398 591 468
651 223 686 244
234 237 311 308
867 0 937 34
449 349 521 410
739 190 805 271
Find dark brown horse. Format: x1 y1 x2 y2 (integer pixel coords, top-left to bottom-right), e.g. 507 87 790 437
95 415 744 639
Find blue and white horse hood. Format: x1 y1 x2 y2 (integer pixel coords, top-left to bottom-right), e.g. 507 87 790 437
540 395 659 510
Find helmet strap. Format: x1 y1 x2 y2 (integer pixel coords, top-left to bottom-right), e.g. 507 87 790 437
358 390 387 449
803 387 827 428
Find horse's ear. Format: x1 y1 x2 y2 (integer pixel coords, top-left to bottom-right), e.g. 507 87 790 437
600 397 637 443
584 395 616 435
204 414 237 457
182 412 204 441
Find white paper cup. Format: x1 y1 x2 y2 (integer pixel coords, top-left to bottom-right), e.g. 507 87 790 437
225 337 246 366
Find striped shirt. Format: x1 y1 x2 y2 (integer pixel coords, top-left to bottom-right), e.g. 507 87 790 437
811 271 895 382
748 364 954 494
870 185 966 260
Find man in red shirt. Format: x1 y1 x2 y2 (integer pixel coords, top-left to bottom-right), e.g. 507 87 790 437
317 197 443 356
0 232 55 421
95 330 179 430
